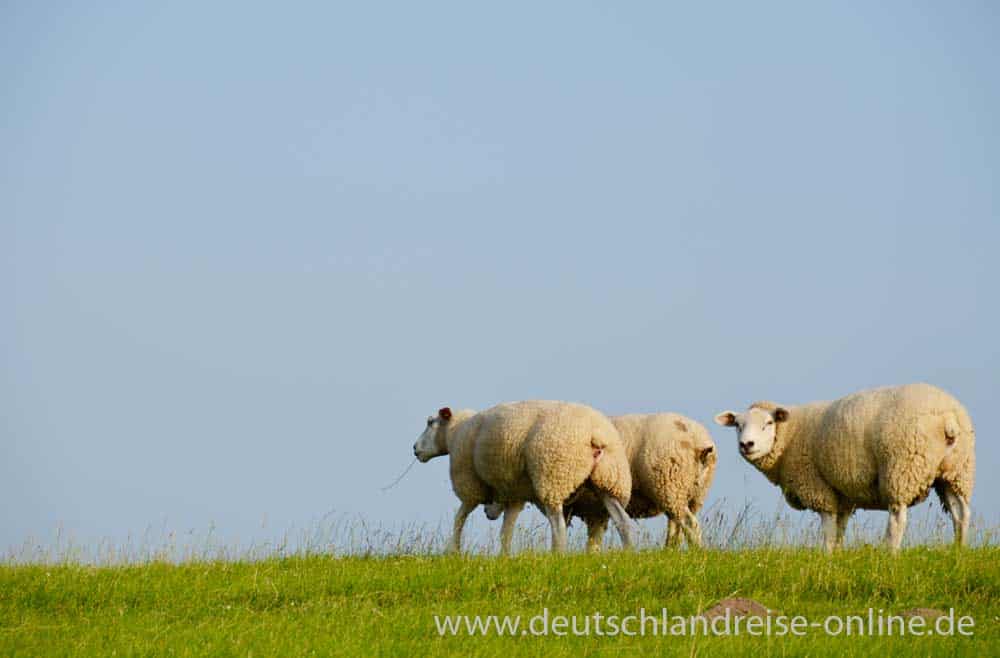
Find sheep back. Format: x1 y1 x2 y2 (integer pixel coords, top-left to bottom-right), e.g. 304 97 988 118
471 401 631 510
778 383 975 511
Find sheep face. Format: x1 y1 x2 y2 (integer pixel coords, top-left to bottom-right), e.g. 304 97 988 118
714 407 787 462
413 407 452 462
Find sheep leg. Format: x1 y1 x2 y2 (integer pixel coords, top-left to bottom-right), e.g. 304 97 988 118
884 504 907 552
601 494 635 550
942 488 970 547
499 501 525 556
585 517 608 553
677 510 702 548
543 505 569 553
835 510 851 549
448 501 476 553
665 515 682 548
819 511 837 553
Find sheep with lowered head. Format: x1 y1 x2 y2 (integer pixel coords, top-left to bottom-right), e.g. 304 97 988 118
412 400 635 553
714 383 975 552
486 413 717 552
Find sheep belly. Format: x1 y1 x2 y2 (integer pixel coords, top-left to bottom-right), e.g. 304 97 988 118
812 432 882 509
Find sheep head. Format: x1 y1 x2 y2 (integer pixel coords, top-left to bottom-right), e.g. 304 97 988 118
714 404 788 463
413 407 453 462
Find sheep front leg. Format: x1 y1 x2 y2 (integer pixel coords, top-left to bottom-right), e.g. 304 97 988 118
499 501 525 556
884 504 907 553
835 510 851 549
601 494 635 550
543 505 568 553
449 501 476 553
819 511 837 553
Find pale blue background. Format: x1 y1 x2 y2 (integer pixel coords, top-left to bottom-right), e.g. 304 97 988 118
3 2 998 555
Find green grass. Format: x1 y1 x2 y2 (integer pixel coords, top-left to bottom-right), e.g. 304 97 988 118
1 546 996 656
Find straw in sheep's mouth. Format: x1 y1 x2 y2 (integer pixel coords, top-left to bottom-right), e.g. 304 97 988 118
381 457 418 491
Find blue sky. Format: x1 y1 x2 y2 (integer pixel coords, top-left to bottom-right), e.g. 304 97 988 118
3 1 998 554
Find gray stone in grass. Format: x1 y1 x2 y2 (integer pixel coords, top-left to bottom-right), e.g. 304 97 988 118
699 597 774 620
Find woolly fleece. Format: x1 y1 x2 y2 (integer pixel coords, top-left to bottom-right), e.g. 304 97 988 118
564 413 717 550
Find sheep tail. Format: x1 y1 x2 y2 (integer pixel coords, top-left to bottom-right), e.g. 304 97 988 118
943 413 960 448
587 434 631 505
590 435 607 463
936 409 975 502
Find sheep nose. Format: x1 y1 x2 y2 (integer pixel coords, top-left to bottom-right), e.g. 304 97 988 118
740 441 754 450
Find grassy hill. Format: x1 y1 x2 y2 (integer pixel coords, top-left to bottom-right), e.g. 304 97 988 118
2 545 996 656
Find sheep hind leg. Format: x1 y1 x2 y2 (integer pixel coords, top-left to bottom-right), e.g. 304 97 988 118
499 501 525 556
939 486 970 547
601 494 635 550
665 515 682 548
679 510 702 548
449 501 476 553
543 505 568 553
884 504 908 553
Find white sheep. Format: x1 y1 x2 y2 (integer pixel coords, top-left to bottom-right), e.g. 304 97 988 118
485 413 717 552
412 401 635 553
714 383 975 552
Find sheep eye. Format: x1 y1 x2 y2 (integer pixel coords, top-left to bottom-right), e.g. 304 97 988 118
765 420 774 427
427 419 433 427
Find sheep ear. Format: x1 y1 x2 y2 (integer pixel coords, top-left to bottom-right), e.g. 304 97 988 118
438 407 453 421
714 411 738 427
698 446 714 464
773 407 789 423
